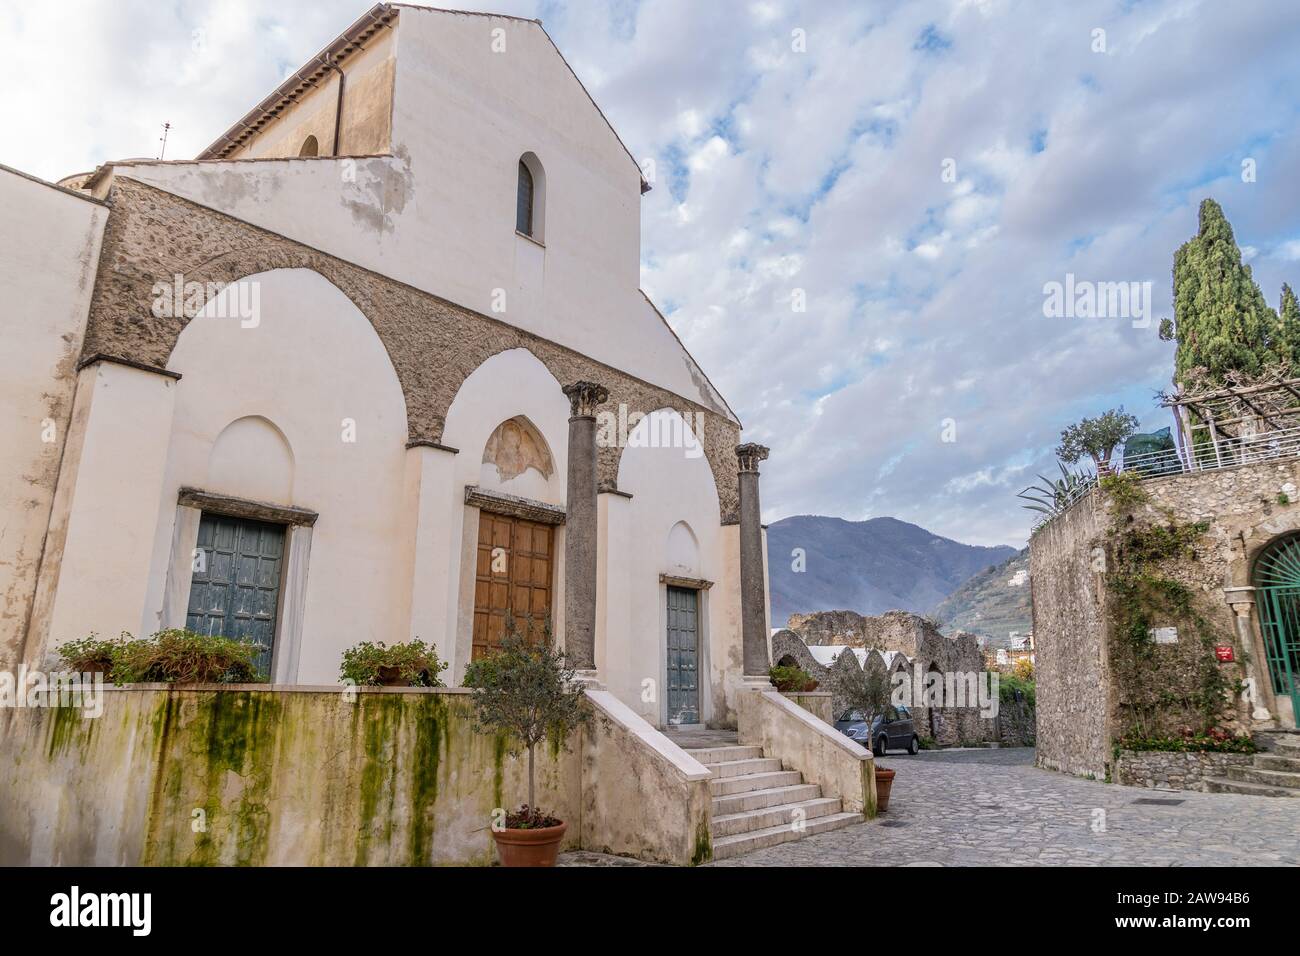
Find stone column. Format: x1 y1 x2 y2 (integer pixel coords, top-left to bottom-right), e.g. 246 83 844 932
562 381 608 674
736 442 771 681
1223 586 1275 723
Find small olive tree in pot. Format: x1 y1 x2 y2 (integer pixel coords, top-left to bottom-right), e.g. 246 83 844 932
462 616 590 866
842 662 897 811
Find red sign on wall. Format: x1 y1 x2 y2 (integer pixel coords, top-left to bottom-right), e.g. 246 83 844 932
1214 645 1235 663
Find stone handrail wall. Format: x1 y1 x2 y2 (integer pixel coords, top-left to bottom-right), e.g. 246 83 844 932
0 684 713 866
737 688 876 816
780 690 833 723
580 690 714 865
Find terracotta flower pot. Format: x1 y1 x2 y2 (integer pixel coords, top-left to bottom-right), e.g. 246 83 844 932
492 821 567 867
875 767 896 813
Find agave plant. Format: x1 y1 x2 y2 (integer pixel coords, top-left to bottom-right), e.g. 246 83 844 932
1017 461 1093 517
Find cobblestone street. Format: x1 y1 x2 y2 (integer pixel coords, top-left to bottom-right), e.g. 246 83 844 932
708 748 1300 866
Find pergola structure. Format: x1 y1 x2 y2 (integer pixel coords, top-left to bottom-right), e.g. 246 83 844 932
1162 372 1300 469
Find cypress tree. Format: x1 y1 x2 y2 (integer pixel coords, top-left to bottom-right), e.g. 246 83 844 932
1279 283 1300 367
1168 198 1281 385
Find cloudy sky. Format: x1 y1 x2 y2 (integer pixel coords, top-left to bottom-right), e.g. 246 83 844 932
6 0 1300 547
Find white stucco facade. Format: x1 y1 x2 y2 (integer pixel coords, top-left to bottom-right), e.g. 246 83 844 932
0 167 106 669
3 5 768 728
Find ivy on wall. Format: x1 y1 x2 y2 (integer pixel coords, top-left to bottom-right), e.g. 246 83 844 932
1097 472 1243 739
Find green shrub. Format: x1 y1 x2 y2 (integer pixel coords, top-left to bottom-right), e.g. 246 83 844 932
113 628 265 684
339 639 447 687
1119 727 1256 754
57 633 126 674
65 628 266 684
769 664 818 693
998 673 1036 708
917 736 937 751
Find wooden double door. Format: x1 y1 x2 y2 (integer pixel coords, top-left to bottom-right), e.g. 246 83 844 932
473 512 554 659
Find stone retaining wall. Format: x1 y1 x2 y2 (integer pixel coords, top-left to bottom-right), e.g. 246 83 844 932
1114 749 1254 792
0 684 712 866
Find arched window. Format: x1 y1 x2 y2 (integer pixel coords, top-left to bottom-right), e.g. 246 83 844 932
299 135 319 157
516 160 534 235
515 153 546 241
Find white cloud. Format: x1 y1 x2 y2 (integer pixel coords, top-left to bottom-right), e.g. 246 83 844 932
8 0 1300 549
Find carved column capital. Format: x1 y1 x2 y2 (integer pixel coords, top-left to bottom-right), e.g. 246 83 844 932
562 381 609 418
1223 586 1257 615
735 443 770 474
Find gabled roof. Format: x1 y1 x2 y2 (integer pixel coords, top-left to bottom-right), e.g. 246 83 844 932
197 4 398 159
198 3 650 192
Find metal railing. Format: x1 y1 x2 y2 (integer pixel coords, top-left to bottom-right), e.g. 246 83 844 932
1032 425 1300 530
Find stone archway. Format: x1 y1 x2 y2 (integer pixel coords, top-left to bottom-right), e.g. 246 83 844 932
1250 532 1300 727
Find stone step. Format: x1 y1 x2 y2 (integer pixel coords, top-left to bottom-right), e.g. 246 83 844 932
1257 731 1300 753
1225 765 1300 789
706 757 783 779
711 797 842 838
709 770 803 797
684 745 765 765
1204 776 1300 798
711 811 863 860
712 783 822 815
1256 753 1300 773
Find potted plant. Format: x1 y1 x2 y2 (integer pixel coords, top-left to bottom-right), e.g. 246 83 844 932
844 661 897 812
768 663 819 693
339 639 447 687
462 617 590 867
60 629 266 684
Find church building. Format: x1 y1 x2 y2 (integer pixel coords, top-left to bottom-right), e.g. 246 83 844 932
0 2 776 729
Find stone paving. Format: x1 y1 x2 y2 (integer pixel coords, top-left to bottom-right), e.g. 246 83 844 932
707 747 1300 866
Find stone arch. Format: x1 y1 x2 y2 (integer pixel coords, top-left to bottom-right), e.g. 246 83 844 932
1250 529 1300 583
771 630 825 680
81 177 742 517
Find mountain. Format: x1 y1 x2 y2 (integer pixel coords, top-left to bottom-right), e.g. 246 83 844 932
766 515 1018 629
929 547 1032 647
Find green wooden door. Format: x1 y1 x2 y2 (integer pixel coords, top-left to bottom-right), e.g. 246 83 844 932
1253 535 1300 721
666 586 700 725
187 512 285 678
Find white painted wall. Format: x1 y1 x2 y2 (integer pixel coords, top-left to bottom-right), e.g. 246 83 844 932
611 410 728 725
442 348 571 680
138 268 412 683
0 168 106 668
111 7 735 422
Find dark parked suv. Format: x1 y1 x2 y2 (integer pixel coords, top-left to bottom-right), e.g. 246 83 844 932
834 705 919 755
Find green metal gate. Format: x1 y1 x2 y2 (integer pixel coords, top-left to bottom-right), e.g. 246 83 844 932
1253 534 1300 722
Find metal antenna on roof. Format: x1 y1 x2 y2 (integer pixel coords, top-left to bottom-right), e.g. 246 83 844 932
158 122 172 160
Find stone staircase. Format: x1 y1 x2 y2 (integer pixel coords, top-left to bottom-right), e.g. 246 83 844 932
684 742 861 860
1205 731 1300 797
